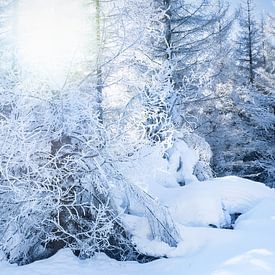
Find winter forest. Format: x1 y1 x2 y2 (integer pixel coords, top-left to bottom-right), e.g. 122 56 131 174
0 0 274 274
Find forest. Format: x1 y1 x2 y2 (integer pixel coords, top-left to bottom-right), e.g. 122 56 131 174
0 0 274 274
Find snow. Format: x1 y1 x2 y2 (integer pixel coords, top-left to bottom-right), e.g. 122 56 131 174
235 198 275 231
173 176 275 227
119 141 273 229
121 214 173 257
165 138 199 184
119 143 178 190
1 176 275 275
143 176 274 228
118 139 200 190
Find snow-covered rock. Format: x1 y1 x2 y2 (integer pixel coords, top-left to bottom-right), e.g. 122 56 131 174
147 176 275 228
118 139 200 190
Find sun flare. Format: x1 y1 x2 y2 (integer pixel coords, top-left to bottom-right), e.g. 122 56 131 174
15 0 92 83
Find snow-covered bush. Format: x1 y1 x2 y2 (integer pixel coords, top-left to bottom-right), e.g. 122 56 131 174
0 84 135 264
0 77 182 264
119 131 213 191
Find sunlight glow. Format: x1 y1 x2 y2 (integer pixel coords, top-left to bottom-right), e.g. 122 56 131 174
16 0 92 83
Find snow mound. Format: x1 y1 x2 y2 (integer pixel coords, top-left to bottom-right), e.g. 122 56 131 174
147 176 275 228
118 176 274 258
122 214 174 257
235 198 275 232
165 139 199 185
118 140 200 190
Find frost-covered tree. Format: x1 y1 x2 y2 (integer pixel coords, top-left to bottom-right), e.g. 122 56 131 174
203 2 275 186
235 0 262 84
140 0 232 130
110 0 235 182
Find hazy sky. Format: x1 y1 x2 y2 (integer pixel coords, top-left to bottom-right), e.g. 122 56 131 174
231 0 275 15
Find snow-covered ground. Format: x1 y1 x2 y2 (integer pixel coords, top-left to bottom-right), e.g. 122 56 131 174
1 175 275 275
